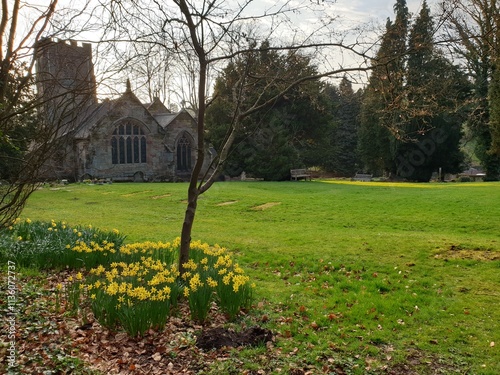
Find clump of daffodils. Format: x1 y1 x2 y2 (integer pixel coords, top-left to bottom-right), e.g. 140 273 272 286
2 220 254 335
86 255 181 336
2 218 126 269
80 238 253 335
182 240 253 321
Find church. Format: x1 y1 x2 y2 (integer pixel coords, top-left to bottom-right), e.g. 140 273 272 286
35 38 214 182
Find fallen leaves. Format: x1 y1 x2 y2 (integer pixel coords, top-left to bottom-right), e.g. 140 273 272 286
151 352 162 361
310 321 319 330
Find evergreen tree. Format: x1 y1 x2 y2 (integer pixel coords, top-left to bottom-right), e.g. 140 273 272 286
442 0 500 180
0 62 37 181
322 77 361 176
358 0 409 176
489 53 500 158
490 13 500 158
206 42 331 180
360 0 468 181
395 1 467 181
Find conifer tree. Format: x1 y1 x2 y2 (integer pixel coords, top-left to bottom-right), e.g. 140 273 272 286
395 1 466 181
205 42 331 180
489 49 500 156
360 0 467 181
332 77 361 176
358 0 409 175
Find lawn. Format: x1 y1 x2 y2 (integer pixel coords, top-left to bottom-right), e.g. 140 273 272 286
4 180 500 374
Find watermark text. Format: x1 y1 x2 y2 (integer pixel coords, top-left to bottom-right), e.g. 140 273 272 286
5 260 18 369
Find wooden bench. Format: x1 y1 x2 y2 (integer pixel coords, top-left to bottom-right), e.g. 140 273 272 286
352 173 373 181
290 169 311 181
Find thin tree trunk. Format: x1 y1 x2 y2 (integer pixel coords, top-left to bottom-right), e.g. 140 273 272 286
179 184 198 273
177 0 207 273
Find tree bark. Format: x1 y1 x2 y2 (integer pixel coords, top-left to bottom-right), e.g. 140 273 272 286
177 0 208 275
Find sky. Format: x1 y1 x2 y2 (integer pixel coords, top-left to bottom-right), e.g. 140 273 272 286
9 0 438 97
337 0 431 23
267 0 436 87
14 0 435 51
13 0 436 45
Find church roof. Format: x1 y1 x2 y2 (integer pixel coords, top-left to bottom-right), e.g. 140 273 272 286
154 113 179 127
72 85 157 138
154 108 196 129
68 85 196 139
146 97 171 114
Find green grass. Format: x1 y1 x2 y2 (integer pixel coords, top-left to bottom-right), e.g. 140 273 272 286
16 180 500 373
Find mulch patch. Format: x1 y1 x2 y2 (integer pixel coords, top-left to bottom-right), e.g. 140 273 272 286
196 326 273 350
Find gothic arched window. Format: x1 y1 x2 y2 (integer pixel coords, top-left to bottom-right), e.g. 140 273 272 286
111 121 146 165
177 134 192 171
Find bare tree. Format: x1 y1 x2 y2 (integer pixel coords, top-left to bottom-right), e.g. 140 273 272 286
118 42 174 104
0 0 97 226
94 0 382 272
96 0 380 272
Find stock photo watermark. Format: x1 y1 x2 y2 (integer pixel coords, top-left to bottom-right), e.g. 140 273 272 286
5 260 18 370
396 128 448 178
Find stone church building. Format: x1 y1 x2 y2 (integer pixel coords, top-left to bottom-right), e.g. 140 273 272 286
35 38 213 182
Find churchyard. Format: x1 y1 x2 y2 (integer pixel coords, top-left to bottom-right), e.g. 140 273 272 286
1 180 499 374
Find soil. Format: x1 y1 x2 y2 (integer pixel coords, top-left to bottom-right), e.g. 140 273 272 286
196 326 273 350
435 244 500 261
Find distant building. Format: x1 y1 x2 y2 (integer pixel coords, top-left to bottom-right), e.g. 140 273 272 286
35 38 213 182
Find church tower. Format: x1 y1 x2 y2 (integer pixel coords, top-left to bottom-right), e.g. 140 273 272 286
35 38 97 125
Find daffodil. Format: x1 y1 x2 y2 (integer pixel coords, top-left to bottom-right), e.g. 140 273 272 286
182 259 198 271
207 277 218 288
105 281 119 296
189 273 203 292
232 274 250 292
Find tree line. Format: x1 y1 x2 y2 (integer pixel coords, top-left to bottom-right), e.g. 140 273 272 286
205 0 499 182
